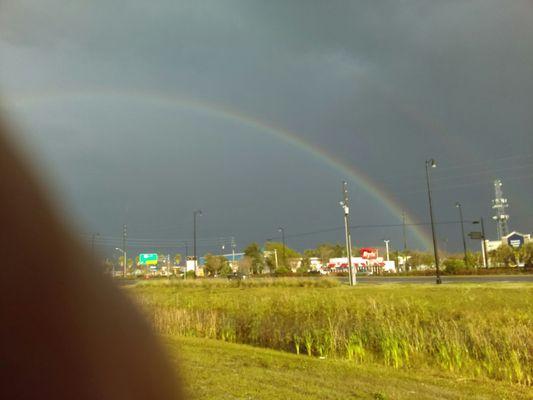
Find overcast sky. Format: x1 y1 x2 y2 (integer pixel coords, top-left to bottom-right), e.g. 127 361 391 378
1 1 532 256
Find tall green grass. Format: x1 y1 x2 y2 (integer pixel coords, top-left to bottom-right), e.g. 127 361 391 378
130 279 532 384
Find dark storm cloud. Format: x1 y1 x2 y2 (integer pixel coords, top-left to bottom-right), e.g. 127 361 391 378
1 1 532 254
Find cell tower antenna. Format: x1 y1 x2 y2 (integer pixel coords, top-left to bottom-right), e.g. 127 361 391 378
492 179 510 239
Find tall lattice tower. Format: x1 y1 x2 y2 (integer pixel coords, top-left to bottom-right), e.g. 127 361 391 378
492 179 510 239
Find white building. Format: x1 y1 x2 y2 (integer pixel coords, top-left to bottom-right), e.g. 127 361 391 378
486 231 531 252
326 257 396 274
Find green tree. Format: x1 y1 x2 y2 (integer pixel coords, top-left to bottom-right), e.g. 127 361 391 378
204 253 229 276
219 258 232 276
158 254 167 266
311 243 345 265
264 241 300 270
464 251 480 268
118 256 134 270
490 245 517 267
103 258 113 274
442 257 465 274
408 251 435 269
303 249 317 258
264 254 276 273
518 242 533 267
174 253 182 265
299 256 311 273
244 242 265 274
238 256 253 275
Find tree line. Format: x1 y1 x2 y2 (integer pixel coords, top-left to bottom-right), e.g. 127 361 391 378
106 241 533 277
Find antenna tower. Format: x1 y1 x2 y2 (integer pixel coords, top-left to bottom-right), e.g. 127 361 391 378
492 179 510 239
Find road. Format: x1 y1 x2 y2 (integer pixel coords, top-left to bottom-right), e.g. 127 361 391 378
116 274 533 286
339 274 533 284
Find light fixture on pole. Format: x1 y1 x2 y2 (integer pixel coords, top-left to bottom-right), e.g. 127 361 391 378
425 159 441 284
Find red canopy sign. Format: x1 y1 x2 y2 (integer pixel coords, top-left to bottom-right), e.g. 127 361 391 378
360 248 378 259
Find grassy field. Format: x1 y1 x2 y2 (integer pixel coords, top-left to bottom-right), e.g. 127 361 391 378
168 336 532 400
128 278 532 393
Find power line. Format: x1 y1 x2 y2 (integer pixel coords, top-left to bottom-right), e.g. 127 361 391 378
81 234 235 244
425 153 533 173
377 161 533 191
267 220 478 241
394 172 533 195
368 153 533 186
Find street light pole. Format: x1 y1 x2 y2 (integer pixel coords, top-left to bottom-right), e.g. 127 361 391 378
480 217 488 268
455 202 468 267
114 247 125 277
425 159 442 284
383 240 390 261
471 219 489 268
402 211 409 271
193 210 202 277
231 237 236 266
474 218 489 269
278 227 286 268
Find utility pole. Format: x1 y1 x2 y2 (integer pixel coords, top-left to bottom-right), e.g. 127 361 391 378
425 159 441 284
480 217 489 269
341 181 356 286
402 211 407 251
193 210 202 277
455 202 468 267
278 227 286 268
402 211 408 272
91 232 100 259
122 224 127 277
182 241 188 280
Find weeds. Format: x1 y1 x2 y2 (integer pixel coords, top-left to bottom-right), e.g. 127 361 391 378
131 280 533 384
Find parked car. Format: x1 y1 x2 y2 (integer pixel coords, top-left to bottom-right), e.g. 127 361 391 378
227 272 247 280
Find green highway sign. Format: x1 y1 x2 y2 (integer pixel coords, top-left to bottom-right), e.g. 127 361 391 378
468 232 483 240
139 253 158 266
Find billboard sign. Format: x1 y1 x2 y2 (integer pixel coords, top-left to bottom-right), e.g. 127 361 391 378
139 253 158 266
468 231 483 240
360 248 378 260
507 233 524 249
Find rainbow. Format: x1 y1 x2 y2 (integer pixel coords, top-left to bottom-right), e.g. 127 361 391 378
3 88 432 249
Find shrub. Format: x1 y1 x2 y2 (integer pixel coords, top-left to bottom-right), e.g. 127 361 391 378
442 258 465 274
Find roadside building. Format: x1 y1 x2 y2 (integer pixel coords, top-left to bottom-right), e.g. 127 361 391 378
486 231 531 252
326 256 396 274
